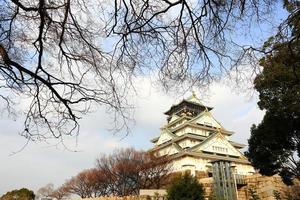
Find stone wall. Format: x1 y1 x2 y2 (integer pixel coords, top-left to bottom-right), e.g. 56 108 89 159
139 189 167 200
237 174 295 200
198 173 297 200
79 194 166 200
80 197 138 200
198 177 214 198
76 174 298 200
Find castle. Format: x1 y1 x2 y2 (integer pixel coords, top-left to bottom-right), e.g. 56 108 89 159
150 92 255 178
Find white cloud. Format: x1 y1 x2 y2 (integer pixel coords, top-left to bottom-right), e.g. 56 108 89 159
207 82 264 145
0 74 264 195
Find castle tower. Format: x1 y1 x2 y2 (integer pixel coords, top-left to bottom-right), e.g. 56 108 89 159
150 93 255 178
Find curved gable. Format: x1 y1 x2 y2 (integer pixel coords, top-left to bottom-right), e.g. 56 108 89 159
192 133 246 158
157 130 174 145
191 112 222 128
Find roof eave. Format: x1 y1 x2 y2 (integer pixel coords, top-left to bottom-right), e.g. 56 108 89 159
150 137 159 143
164 100 213 115
170 151 251 164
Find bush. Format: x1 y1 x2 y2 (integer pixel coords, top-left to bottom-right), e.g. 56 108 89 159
0 188 35 200
167 173 205 200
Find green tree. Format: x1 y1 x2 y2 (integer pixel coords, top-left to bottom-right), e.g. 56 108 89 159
0 188 35 200
167 173 205 200
246 1 300 185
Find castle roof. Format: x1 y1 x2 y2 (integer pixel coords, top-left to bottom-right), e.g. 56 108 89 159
164 92 213 116
149 92 254 175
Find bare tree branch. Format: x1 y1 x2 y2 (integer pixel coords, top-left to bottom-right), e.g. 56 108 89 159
0 0 287 143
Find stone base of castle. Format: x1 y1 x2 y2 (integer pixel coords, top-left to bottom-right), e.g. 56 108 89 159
75 174 299 200
139 173 300 200
199 173 298 200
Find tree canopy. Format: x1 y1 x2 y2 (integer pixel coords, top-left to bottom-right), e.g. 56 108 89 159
0 188 35 200
167 173 205 200
40 148 170 198
246 0 300 185
95 148 171 196
36 183 69 200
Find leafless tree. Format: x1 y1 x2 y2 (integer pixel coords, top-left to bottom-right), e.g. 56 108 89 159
49 185 70 200
96 148 144 196
0 0 284 141
139 153 171 189
36 183 69 200
64 169 94 198
0 0 134 142
89 168 111 197
64 168 110 198
36 183 55 199
96 148 171 196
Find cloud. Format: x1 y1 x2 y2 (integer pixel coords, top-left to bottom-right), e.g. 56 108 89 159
0 113 128 195
207 82 264 145
0 74 264 195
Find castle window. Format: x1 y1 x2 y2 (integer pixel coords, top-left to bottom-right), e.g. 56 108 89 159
212 146 228 153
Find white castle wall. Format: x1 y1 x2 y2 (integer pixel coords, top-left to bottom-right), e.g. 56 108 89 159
170 156 255 176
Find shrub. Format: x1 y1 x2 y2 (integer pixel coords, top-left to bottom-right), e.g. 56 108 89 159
0 188 35 200
167 173 205 200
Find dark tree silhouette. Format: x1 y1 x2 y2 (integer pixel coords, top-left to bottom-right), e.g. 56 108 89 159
246 0 300 185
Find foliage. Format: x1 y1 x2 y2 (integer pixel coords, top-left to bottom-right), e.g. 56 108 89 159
246 0 300 185
167 173 205 200
0 188 35 200
0 0 284 141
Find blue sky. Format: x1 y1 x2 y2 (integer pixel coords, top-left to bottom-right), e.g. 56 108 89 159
0 0 289 197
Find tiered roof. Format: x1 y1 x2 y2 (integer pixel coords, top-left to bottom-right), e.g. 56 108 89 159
164 92 213 117
150 92 249 164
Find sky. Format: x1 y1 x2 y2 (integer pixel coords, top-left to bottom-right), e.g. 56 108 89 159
0 0 288 197
0 74 264 196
